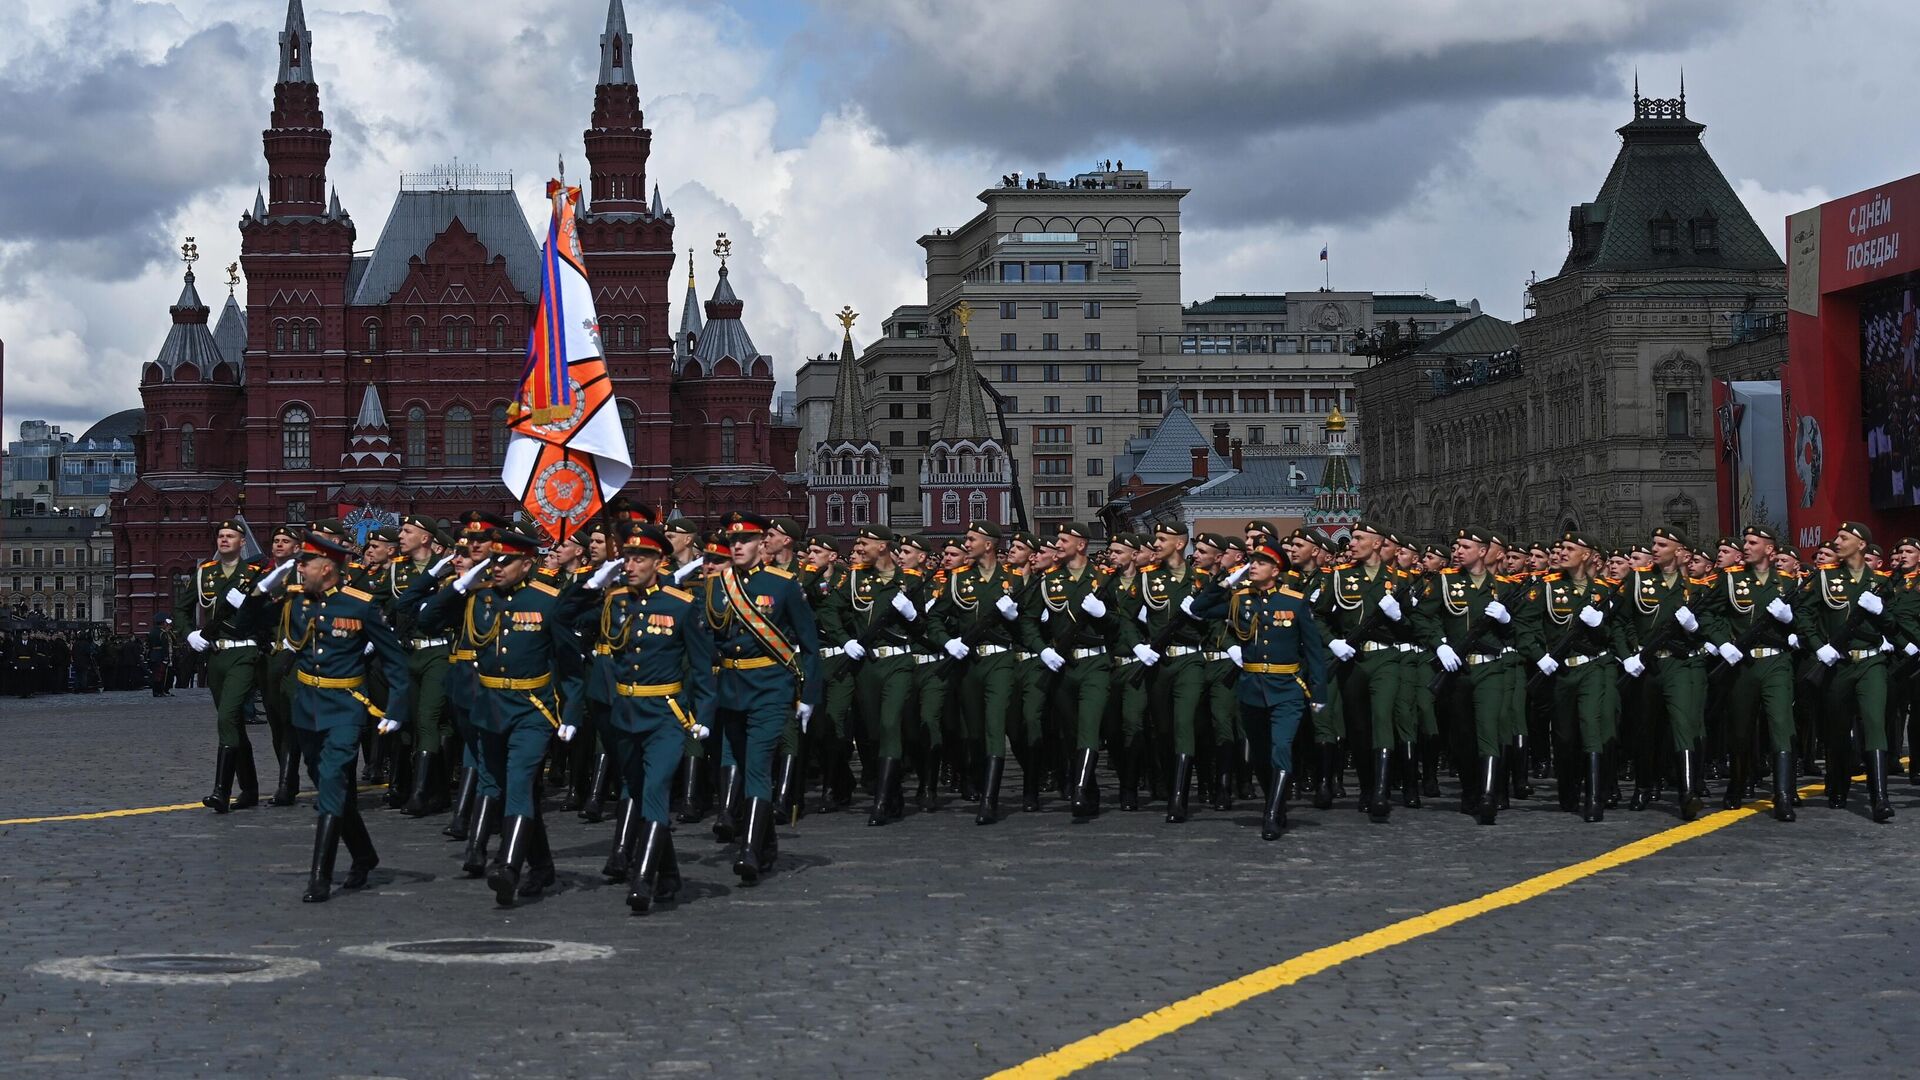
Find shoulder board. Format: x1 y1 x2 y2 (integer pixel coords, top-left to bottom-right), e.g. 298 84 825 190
1278 586 1304 600
1875 569 1894 579
903 568 924 578
1438 567 1459 575
1140 562 1161 573
200 559 217 568
1389 567 1409 579
1688 575 1717 587
340 586 375 602
1542 572 1563 582
535 567 561 580
1333 561 1356 571
1494 574 1520 584
1905 570 1920 580
1596 577 1617 588
763 566 795 580
286 583 305 594
528 580 561 597
661 585 694 602
1817 562 1839 571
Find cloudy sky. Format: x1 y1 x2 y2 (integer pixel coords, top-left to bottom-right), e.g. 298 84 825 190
1 0 1914 441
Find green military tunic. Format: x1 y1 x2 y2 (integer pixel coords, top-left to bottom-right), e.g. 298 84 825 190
1037 561 1131 749
1795 562 1898 752
1316 559 1412 751
931 557 1024 756
178 556 270 747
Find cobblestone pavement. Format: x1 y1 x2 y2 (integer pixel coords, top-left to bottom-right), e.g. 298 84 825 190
3 691 1917 1079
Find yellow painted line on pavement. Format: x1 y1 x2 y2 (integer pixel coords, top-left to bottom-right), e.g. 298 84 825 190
0 785 390 827
988 788 1825 1080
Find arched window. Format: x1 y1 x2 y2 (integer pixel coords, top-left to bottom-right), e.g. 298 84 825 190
409 319 423 351
826 494 844 526
273 321 286 353
852 493 870 526
489 404 509 467
720 418 737 465
305 320 319 352
459 319 473 351
365 319 382 352
612 37 623 70
445 406 473 466
281 407 311 469
942 490 961 524
969 491 987 523
1664 391 1688 438
405 405 426 464
617 400 638 458
178 422 196 467
493 317 508 351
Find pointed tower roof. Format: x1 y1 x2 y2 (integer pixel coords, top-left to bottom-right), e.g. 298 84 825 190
650 183 668 220
690 264 759 371
252 188 267 220
599 0 635 86
151 267 224 382
1318 406 1352 494
674 252 704 368
825 307 873 444
212 294 248 378
933 303 995 443
278 0 314 84
342 384 400 471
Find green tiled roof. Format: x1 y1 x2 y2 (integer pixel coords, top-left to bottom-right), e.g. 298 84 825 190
1184 295 1290 315
1558 102 1784 277
1374 294 1469 315
1603 280 1778 298
1414 313 1517 357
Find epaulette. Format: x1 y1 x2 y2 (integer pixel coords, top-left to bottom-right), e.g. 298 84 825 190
286 583 305 594
1389 566 1409 579
1333 560 1356 571
340 586 375 602
1495 574 1520 584
1818 562 1839 571
200 559 218 568
1140 562 1162 573
1874 569 1894 579
661 585 694 602
763 566 795 580
903 568 924 578
1596 577 1618 588
528 580 561 597
1438 567 1459 575
1688 575 1717 587
1906 569 1920 579
535 566 561 580
1541 571 1563 582
1278 586 1304 600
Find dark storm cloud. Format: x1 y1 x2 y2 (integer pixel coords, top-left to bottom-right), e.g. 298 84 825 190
0 19 266 279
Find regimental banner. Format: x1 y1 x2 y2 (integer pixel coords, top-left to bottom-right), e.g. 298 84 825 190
502 178 633 541
338 503 401 546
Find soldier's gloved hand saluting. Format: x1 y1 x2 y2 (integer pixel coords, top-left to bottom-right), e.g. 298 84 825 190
430 552 458 578
891 589 917 621
995 594 1020 621
452 558 493 594
587 558 623 590
256 558 296 594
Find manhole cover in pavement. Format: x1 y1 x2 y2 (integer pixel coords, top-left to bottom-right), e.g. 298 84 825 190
94 955 272 975
389 939 553 957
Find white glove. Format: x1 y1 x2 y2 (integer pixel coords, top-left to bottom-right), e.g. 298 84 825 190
672 560 702 584
1040 647 1066 672
1717 642 1743 665
1040 609 1049 624
688 723 711 740
1674 605 1698 633
891 589 917 621
1434 644 1461 672
1536 655 1559 677
1766 596 1793 624
945 638 970 660
1328 638 1356 662
587 557 622 590
1079 593 1108 618
430 552 457 577
187 630 210 653
278 638 293 651
1787 633 1799 649
1906 642 1919 657
224 587 248 609
1483 599 1510 624
1860 591 1885 615
1227 645 1244 668
1578 605 1604 628
1816 644 1840 666
996 594 1020 621
1377 593 1402 622
1137 605 1149 625
842 639 868 661
453 557 493 594
363 641 375 656
1132 643 1160 666
255 558 296 593
377 717 401 735
1881 637 1895 653
556 723 577 742
796 703 813 733
1223 565 1249 588
1311 703 1326 713
1622 653 1646 678
1180 596 1198 619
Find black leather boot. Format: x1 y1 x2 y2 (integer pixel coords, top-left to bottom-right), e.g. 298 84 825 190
1679 750 1703 821
1118 744 1141 812
301 813 343 903
271 743 301 806
232 745 260 810
1261 770 1289 841
580 752 614 823
518 818 556 897
1069 748 1101 821
1772 751 1796 822
1212 742 1235 812
712 764 742 842
629 820 668 914
488 816 532 906
1369 748 1393 822
1722 751 1747 811
603 799 642 881
460 795 498 877
444 765 478 839
734 798 773 885
1476 756 1500 826
918 746 943 813
676 756 710 823
1869 749 1896 823
1166 754 1193 824
402 751 437 817
773 752 800 824
1583 752 1605 823
1235 737 1256 800
1312 743 1338 810
1509 737 1533 798
868 757 901 826
977 756 1005 825
203 746 238 814
340 810 378 890
1399 742 1421 808
1419 738 1442 798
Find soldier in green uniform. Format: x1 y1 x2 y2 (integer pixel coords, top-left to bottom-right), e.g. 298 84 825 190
259 524 308 806
1698 526 1802 821
381 515 456 816
1184 534 1248 811
1411 527 1519 825
705 512 822 883
805 535 861 814
930 521 1024 824
898 536 953 810
1617 527 1722 820
1191 539 1328 840
575 525 714 913
277 532 410 903
146 616 175 696
763 517 812 821
1138 523 1206 822
1316 522 1411 823
820 526 924 825
1797 521 1900 821
1104 533 1157 810
1521 531 1624 822
1037 523 1130 821
1011 534 1060 811
179 519 275 814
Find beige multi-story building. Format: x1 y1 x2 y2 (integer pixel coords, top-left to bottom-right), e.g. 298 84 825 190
2 510 116 625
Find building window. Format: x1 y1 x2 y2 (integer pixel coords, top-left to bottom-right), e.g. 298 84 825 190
889 403 905 420
1083 301 1101 319
1001 364 1019 382
917 403 931 419
999 301 1017 319
306 321 319 352
491 404 510 466
1000 333 1018 351
889 376 904 392
409 319 423 351
286 500 307 526
178 422 196 467
1248 425 1266 445
720 418 738 464
826 494 844 526
1087 426 1103 445
1086 490 1103 509
1004 397 1019 414
1308 338 1334 353
1085 395 1102 412
1085 362 1102 380
406 405 427 463
1035 455 1072 477
1276 337 1298 354
917 375 930 391
1042 333 1059 351
970 491 987 521
493 317 509 351
1042 301 1060 320
53 549 65 566
1138 393 1162 414
1044 396 1061 413
1087 458 1103 476
889 431 903 447
1111 240 1129 269
1284 425 1300 444
366 320 381 352
1042 364 1060 381
1035 425 1070 445
281 407 311 468
852 494 870 526
273 323 286 353
1084 334 1102 352
445 406 473 466
917 430 931 446
1000 263 1025 283
1665 392 1688 438
943 491 961 524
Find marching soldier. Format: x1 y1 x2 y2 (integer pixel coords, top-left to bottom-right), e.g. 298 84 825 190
805 535 861 814
1104 533 1156 811
1038 523 1130 821
1798 521 1899 821
766 517 812 821
1411 527 1520 825
259 524 308 805
1521 531 1622 822
1618 527 1721 820
387 515 456 816
898 536 952 810
1012 534 1063 812
1317 521 1411 822
1702 526 1801 821
931 520 1024 824
147 616 175 697
1185 534 1248 811
818 525 923 826
1138 523 1207 822
179 519 274 814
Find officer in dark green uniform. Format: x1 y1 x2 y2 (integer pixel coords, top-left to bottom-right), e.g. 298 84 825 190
1183 534 1248 811
1797 520 1899 821
1037 523 1131 821
1410 527 1521 825
279 532 410 903
1700 525 1801 821
257 525 306 806
900 536 955 809
1011 534 1060 811
1520 531 1624 822
578 524 715 913
805 535 860 813
384 515 456 816
1104 533 1158 811
1191 539 1327 840
818 525 923 826
1316 521 1411 823
1138 523 1206 822
931 520 1024 824
179 518 276 814
1618 526 1722 820
706 512 822 884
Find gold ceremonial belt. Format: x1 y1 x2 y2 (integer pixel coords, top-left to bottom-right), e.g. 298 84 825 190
615 681 685 698
721 656 778 671
593 644 615 656
296 671 364 689
1243 662 1300 675
449 650 477 662
479 673 553 690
